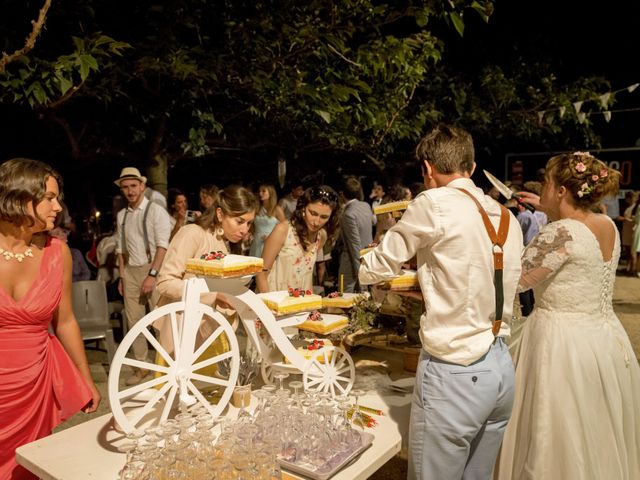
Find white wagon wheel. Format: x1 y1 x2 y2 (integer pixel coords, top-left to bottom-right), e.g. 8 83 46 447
302 346 355 397
108 301 240 433
260 360 276 385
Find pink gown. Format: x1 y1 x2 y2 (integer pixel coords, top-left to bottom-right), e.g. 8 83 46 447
0 237 92 480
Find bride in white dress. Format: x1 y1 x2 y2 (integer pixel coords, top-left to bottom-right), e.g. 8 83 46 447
496 152 640 480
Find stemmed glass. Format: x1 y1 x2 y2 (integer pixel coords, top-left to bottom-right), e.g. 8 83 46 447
289 380 305 409
289 380 303 395
273 371 290 390
117 440 138 480
350 388 367 432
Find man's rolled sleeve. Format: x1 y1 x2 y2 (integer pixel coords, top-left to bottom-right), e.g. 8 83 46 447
152 205 172 249
358 192 440 285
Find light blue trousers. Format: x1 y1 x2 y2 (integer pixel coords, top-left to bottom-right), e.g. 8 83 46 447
408 338 515 480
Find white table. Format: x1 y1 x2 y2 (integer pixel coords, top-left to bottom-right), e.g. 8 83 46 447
16 391 407 480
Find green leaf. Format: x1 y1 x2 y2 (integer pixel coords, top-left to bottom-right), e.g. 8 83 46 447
78 54 99 80
449 12 465 37
316 110 332 123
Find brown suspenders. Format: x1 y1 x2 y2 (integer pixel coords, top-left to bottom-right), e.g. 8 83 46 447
456 188 510 336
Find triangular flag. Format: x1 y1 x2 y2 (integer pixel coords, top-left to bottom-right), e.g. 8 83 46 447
599 92 611 109
577 112 586 124
573 101 584 114
628 83 639 93
559 106 566 118
537 111 545 124
603 111 612 123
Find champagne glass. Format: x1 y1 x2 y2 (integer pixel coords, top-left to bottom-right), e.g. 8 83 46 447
350 388 367 432
289 380 305 409
117 440 138 480
273 371 290 390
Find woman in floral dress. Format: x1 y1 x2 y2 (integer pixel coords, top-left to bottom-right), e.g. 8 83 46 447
256 185 340 292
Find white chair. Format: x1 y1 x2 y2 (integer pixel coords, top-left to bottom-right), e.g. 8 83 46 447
71 280 117 365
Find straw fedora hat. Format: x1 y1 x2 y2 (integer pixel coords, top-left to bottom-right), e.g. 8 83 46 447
114 167 147 187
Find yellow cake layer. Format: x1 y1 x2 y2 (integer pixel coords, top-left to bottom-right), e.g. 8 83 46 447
373 200 410 215
284 339 334 363
322 293 363 309
258 291 323 316
297 314 348 334
386 270 420 290
185 256 263 277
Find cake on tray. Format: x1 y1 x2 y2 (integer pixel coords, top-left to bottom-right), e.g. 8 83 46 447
185 251 263 277
297 310 349 334
257 288 323 316
385 269 420 291
322 292 366 309
359 242 377 258
284 338 334 363
373 200 410 215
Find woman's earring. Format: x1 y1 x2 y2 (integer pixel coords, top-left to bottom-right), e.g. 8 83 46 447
216 226 224 236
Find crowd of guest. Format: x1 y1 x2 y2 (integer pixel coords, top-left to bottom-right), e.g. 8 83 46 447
3 126 640 480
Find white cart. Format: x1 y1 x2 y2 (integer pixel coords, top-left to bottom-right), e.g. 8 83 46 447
108 275 355 433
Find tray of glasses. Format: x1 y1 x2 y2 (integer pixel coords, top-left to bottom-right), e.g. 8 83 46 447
279 431 374 480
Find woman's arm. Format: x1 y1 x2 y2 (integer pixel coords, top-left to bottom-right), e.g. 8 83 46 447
52 243 101 413
256 221 288 292
275 205 286 223
157 226 202 301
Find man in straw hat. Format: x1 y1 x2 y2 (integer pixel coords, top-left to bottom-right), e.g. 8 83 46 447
114 167 171 385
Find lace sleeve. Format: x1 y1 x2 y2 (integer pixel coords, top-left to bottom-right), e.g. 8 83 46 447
519 222 572 291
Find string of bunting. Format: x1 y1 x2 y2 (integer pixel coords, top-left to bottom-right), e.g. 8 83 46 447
532 82 640 125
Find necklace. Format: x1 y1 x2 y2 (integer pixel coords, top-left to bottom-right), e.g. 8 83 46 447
0 246 34 262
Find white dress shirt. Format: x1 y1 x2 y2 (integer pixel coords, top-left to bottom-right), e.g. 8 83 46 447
359 177 523 365
116 197 171 266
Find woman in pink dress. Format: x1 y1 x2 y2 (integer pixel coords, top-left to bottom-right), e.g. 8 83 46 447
0 158 101 480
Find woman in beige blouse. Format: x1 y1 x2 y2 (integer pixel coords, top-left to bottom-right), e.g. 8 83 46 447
154 185 258 357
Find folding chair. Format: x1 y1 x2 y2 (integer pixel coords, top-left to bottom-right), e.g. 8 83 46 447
71 280 117 365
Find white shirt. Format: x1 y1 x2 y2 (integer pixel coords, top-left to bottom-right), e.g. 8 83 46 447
115 197 171 266
278 195 298 220
359 178 523 365
145 187 168 209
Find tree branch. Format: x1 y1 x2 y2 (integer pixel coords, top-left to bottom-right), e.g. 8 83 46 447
0 0 52 74
374 84 417 146
326 43 362 67
46 80 85 109
46 112 82 159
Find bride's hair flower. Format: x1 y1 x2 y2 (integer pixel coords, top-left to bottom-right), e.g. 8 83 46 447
600 169 608 178
574 151 591 157
575 162 587 173
591 174 600 181
577 182 593 198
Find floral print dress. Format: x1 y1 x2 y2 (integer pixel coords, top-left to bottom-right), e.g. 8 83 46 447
267 221 319 292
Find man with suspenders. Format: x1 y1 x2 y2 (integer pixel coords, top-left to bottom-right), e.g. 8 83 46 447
114 167 171 386
359 125 524 479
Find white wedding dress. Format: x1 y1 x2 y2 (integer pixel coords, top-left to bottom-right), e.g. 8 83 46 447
497 218 640 480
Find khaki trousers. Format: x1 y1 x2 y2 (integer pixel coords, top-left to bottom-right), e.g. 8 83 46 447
122 264 159 362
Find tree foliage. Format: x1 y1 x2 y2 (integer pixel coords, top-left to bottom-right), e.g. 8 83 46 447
0 0 615 191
